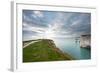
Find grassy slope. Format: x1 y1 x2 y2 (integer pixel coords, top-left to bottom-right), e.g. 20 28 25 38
23 39 74 62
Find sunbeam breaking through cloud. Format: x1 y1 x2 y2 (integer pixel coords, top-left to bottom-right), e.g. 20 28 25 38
22 10 91 41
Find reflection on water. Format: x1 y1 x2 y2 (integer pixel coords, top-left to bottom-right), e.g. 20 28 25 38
53 38 91 60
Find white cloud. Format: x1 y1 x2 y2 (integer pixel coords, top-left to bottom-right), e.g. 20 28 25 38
48 22 64 32
23 14 33 23
33 11 44 18
23 11 90 40
71 20 81 26
23 22 47 34
23 23 30 27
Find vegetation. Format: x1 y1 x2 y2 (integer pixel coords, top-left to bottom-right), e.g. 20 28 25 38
23 39 74 62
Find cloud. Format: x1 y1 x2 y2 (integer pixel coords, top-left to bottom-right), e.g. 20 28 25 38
22 10 91 40
33 11 44 18
23 10 48 28
23 22 47 34
71 20 81 26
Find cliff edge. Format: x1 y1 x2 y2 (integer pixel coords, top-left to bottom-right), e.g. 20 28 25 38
23 39 74 62
80 35 91 49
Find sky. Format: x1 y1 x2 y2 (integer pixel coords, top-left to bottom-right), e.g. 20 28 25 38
22 10 91 41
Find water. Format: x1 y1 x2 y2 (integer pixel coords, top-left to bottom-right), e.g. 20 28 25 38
53 38 91 60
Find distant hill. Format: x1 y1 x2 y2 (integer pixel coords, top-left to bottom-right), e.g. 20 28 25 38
23 39 74 62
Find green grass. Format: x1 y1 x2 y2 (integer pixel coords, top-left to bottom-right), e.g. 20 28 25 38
23 39 74 62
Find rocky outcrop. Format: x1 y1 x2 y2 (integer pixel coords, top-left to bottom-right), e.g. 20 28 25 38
80 35 91 49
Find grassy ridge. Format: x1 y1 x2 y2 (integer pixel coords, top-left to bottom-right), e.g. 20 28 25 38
23 39 74 62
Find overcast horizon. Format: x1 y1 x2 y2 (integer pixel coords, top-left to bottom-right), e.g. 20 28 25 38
22 10 91 41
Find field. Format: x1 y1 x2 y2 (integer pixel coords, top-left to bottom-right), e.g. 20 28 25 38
23 39 74 62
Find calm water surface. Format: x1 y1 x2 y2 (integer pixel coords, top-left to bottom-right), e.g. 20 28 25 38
53 38 91 60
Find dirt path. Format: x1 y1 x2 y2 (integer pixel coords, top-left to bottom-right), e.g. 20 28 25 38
23 41 39 48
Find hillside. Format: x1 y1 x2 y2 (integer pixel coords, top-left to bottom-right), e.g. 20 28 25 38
23 39 74 62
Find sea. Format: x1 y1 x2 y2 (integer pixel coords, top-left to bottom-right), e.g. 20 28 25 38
53 38 91 60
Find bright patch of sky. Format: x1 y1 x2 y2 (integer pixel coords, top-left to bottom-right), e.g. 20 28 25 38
23 10 91 41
